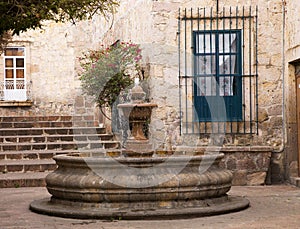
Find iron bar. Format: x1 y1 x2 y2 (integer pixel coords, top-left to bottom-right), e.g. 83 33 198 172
191 8 195 134
242 6 246 133
249 6 252 134
255 6 259 134
229 6 233 133
184 8 188 133
178 8 182 135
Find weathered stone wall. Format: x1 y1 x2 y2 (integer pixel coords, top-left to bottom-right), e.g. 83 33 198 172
93 0 287 184
0 1 286 145
97 0 284 147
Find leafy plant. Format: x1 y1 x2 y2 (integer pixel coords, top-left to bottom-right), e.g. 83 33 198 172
0 0 119 36
0 0 119 52
78 41 143 118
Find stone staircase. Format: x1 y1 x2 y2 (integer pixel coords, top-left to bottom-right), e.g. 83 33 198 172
0 116 119 188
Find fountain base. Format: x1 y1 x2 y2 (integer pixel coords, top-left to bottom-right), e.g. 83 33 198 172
30 195 249 219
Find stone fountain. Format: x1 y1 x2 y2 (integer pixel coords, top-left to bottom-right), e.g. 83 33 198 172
30 80 249 219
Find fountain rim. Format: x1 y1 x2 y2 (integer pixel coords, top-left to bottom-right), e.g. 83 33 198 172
51 152 224 169
117 102 158 108
54 152 224 161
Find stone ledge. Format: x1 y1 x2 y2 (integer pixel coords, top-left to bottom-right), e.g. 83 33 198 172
221 146 274 153
219 146 273 186
0 100 33 107
175 146 274 153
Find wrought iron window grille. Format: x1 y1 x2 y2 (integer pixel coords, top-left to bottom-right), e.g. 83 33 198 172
178 6 258 135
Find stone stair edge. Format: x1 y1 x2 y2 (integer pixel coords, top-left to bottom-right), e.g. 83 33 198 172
0 126 108 136
0 126 106 131
0 150 73 160
0 115 96 121
0 140 119 145
0 140 120 151
0 133 114 143
0 150 104 160
0 133 113 139
0 171 50 179
0 120 97 128
0 149 76 154
0 159 57 175
0 148 118 155
0 172 49 188
0 159 55 166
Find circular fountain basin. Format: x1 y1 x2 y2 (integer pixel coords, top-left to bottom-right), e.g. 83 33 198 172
30 151 249 219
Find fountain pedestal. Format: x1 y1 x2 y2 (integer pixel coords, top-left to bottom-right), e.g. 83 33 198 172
117 81 157 155
117 103 157 155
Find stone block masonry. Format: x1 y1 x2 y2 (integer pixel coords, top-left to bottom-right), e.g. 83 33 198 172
220 146 272 185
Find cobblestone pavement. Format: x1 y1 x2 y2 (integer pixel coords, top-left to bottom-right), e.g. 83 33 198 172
0 185 300 229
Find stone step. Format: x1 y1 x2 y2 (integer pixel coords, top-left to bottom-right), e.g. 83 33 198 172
0 133 114 143
0 140 120 151
0 172 49 188
0 115 116 188
0 159 57 173
73 134 113 141
0 116 72 122
0 116 99 128
71 121 98 127
0 115 96 123
0 150 72 160
0 120 98 128
0 121 72 129
0 148 116 188
0 127 107 136
77 140 120 150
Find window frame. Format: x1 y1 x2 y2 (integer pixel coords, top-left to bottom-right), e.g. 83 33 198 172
193 29 243 122
3 47 27 101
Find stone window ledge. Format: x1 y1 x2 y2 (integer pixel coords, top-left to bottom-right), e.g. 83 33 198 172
220 146 274 153
0 100 33 107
